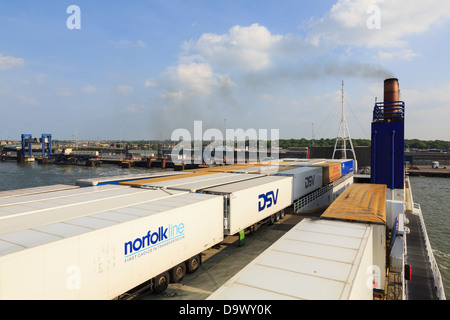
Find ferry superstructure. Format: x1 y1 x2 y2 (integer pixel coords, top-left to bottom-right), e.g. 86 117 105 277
208 78 446 300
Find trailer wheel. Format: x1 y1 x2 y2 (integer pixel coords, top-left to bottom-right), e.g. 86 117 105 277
153 271 170 294
171 262 186 283
186 255 200 274
269 214 276 225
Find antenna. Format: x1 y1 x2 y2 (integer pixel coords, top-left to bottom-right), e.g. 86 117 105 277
332 80 356 161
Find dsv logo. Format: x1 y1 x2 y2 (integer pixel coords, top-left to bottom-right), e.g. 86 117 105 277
258 189 279 212
305 175 316 189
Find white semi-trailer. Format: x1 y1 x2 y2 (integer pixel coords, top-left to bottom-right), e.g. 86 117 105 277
75 171 189 187
139 173 293 236
0 185 224 299
208 218 380 300
274 166 323 203
202 176 293 235
138 172 266 193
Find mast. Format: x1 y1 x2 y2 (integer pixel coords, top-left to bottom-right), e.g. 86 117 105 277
332 80 356 161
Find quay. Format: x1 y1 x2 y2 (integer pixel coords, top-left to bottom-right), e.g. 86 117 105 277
407 165 450 178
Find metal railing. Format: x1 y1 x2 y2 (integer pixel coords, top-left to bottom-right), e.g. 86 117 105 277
412 203 446 300
294 172 353 213
373 101 405 122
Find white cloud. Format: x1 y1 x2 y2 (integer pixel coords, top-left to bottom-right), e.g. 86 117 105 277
307 0 450 48
144 79 157 88
111 40 147 48
160 62 235 97
116 85 134 95
82 84 97 93
17 95 38 105
378 49 421 61
57 88 73 97
175 63 217 95
401 83 450 139
148 60 237 135
0 54 24 70
35 73 46 84
185 23 284 72
127 103 146 113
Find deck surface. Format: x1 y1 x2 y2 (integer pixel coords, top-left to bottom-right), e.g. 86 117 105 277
405 209 438 300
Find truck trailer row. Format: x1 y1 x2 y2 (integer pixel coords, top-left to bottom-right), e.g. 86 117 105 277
0 159 354 299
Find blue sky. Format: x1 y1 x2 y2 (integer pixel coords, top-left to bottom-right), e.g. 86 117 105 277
1 0 449 141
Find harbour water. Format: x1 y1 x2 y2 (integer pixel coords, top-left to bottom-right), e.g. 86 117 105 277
0 161 161 191
0 162 448 298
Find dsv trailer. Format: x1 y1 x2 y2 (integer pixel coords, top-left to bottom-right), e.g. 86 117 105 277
202 175 293 235
274 166 323 203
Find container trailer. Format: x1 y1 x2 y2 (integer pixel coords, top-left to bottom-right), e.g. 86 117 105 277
118 171 218 188
141 173 293 237
75 172 189 187
230 165 295 175
312 161 342 185
0 185 224 299
274 166 322 203
202 176 293 235
327 159 354 176
137 172 266 193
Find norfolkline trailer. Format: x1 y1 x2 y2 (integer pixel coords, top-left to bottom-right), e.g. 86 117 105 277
0 185 224 299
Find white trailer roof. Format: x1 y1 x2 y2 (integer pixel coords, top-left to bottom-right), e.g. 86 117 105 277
231 165 294 174
0 184 79 199
0 184 130 209
139 172 265 192
202 175 290 194
75 171 189 186
208 218 373 300
0 186 219 257
275 166 321 176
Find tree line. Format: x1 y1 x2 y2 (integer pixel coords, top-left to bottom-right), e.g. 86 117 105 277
50 138 450 151
123 138 450 150
279 138 450 150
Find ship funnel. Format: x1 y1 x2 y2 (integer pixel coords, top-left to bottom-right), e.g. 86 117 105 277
383 78 401 119
371 78 405 199
384 78 399 103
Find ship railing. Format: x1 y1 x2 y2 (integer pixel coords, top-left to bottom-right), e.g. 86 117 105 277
373 101 405 122
294 172 353 213
412 202 446 300
294 183 332 213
